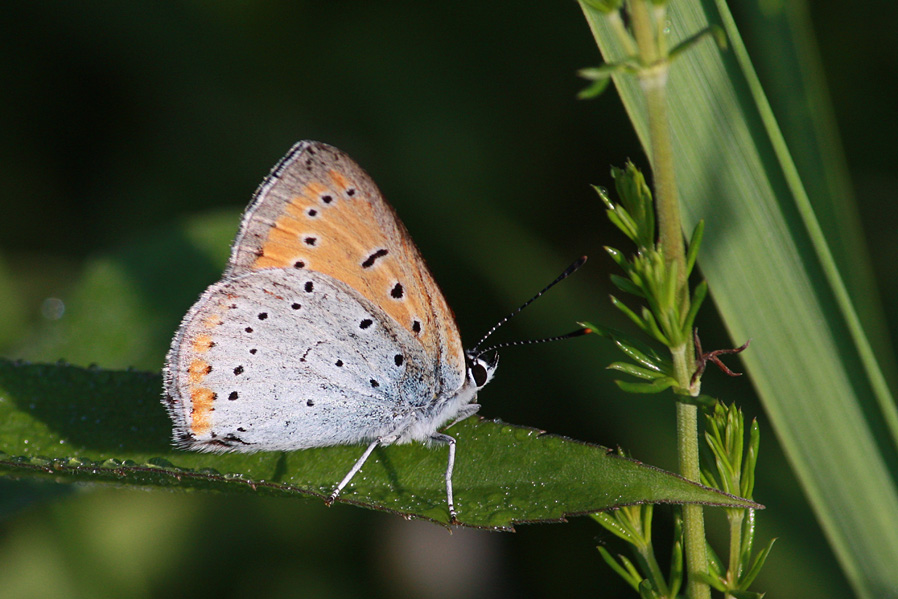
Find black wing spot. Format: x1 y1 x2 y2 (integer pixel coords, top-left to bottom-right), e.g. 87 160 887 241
304 236 317 246
390 283 404 299
394 354 404 367
361 249 389 268
359 319 373 330
249 348 257 355
370 379 380 388
291 303 301 310
306 399 315 407
233 365 244 375
244 327 254 334
412 320 421 334
228 391 239 401
322 194 333 204
335 359 344 367
294 261 305 269
346 188 357 197
304 281 314 292
308 209 318 217
257 312 268 320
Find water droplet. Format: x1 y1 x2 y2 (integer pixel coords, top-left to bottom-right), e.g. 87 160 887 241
513 427 534 442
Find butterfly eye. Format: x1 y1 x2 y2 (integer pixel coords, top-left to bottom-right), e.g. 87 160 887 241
471 363 488 387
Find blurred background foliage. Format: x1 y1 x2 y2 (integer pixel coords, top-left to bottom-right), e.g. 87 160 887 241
0 1 894 597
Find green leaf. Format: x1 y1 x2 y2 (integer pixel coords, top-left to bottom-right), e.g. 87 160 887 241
668 26 727 62
684 280 708 334
609 295 649 333
610 273 644 297
744 418 759 499
668 515 684 596
685 219 704 276
615 378 676 394
578 77 613 100
638 579 662 599
604 202 640 241
604 245 630 270
581 321 672 373
612 343 666 373
740 536 777 590
640 306 669 346
597 545 642 590
0 360 760 530
694 571 724 593
580 2 898 596
607 361 667 381
612 162 656 249
592 509 644 545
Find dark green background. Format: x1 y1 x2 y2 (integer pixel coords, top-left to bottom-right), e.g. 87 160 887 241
1 2 892 597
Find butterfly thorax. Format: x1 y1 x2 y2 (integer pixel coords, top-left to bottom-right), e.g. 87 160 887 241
395 351 498 445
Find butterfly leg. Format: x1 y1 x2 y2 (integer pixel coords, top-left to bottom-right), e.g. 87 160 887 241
327 437 382 506
430 432 461 522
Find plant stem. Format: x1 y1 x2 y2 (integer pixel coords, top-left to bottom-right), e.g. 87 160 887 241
726 511 745 599
631 5 686 300
630 1 707 597
677 402 709 599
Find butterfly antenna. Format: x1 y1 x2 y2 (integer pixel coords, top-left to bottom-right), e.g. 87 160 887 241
475 327 593 358
471 256 588 353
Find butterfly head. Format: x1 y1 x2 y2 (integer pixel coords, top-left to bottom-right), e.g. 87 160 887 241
465 349 499 389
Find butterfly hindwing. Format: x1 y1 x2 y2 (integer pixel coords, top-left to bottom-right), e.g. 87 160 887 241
164 269 436 451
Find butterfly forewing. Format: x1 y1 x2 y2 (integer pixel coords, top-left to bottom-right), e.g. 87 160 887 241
225 141 465 394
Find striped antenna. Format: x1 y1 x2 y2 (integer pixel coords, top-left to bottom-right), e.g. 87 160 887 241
471 256 588 355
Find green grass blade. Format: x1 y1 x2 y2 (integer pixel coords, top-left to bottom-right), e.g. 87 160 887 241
579 2 898 597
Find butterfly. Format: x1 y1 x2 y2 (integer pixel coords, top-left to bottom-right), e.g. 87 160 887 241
163 140 584 520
